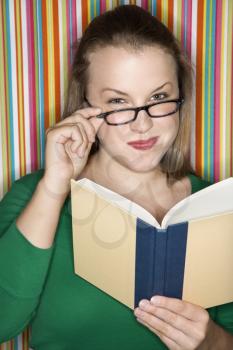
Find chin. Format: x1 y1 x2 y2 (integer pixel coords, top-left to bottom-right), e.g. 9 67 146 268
116 154 163 174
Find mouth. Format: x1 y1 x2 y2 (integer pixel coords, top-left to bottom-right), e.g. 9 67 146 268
127 137 159 150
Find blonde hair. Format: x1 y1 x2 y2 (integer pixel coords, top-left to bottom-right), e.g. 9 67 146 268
63 5 195 183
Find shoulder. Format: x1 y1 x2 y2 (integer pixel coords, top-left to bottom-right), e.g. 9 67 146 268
186 173 212 194
12 169 45 191
1 169 45 201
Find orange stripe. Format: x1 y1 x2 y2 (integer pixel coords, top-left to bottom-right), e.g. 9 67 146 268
41 1 49 131
167 0 174 32
53 0 61 123
82 0 88 32
156 0 162 20
195 0 204 175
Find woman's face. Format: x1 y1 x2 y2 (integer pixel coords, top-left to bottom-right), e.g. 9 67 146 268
86 45 180 173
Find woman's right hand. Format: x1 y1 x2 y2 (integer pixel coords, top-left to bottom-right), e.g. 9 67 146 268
43 107 103 197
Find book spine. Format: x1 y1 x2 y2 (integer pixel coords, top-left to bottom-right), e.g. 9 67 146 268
134 218 156 307
152 228 167 297
164 222 188 299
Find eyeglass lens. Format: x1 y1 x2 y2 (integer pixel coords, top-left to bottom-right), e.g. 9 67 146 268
106 101 179 124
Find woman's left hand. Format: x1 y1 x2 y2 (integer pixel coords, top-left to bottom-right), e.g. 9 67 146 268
134 296 214 350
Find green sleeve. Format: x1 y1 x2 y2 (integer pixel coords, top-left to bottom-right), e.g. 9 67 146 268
0 170 54 343
210 303 233 336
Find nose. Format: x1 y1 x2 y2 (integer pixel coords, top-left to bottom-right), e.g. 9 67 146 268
129 109 153 133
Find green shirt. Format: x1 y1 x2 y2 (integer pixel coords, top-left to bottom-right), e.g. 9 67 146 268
0 170 233 350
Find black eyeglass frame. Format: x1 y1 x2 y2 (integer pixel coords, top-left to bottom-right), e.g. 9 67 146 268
85 97 184 126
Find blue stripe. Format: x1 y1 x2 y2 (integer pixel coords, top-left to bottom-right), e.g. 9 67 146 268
151 0 157 16
96 0 100 16
5 0 15 182
90 0 95 20
36 1 45 167
13 335 19 350
135 219 156 307
164 222 188 299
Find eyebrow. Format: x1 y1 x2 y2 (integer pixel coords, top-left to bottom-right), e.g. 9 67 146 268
101 82 173 96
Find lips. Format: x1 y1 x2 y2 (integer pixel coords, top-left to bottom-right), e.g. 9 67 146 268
127 137 159 150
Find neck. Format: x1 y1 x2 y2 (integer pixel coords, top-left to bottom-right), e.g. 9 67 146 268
85 149 166 197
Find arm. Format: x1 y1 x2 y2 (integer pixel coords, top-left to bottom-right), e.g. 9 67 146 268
0 174 58 342
0 106 103 343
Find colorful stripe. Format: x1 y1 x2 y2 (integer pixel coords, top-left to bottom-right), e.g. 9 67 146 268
0 0 232 348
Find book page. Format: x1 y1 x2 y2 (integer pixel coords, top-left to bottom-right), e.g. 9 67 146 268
162 177 233 228
72 178 160 228
182 212 233 308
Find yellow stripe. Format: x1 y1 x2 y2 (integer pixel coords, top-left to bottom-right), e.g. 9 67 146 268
87 1 91 24
162 0 168 27
176 0 182 42
15 0 25 175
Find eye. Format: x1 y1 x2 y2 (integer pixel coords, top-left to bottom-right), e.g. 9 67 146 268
107 98 125 104
150 93 168 101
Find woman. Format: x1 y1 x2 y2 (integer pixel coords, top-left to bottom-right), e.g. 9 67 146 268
0 5 232 350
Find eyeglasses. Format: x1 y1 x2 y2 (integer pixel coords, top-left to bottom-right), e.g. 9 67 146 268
85 97 184 126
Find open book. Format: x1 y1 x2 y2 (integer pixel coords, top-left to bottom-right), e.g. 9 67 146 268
71 177 233 309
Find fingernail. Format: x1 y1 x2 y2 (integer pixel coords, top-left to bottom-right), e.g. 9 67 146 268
150 296 160 304
139 300 149 308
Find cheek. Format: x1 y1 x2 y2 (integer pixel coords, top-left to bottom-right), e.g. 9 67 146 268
154 115 179 138
97 124 128 144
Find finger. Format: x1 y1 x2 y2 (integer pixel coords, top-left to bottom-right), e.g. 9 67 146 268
137 318 180 350
50 119 96 143
135 308 195 349
73 123 89 158
150 296 204 321
137 300 200 338
138 318 183 350
59 107 102 125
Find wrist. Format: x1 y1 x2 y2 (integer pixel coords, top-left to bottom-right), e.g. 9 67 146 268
198 319 233 350
39 176 70 203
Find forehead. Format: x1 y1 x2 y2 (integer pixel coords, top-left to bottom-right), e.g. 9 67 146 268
87 46 178 92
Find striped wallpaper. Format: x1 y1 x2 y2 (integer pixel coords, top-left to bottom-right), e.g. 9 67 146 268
0 0 232 349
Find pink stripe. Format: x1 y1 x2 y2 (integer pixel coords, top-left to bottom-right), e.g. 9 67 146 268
100 0 106 13
141 0 148 10
186 0 192 58
181 0 185 49
66 0 71 70
26 0 37 171
231 23 233 177
214 0 222 181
